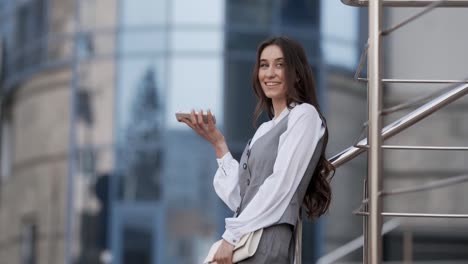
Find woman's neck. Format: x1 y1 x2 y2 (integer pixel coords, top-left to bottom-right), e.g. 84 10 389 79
272 99 287 119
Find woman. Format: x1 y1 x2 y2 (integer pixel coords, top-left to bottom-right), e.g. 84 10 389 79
179 36 334 264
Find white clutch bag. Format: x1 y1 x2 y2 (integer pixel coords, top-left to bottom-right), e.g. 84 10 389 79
203 229 263 264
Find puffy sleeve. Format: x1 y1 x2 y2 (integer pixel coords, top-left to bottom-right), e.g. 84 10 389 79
221 104 325 245
213 152 241 212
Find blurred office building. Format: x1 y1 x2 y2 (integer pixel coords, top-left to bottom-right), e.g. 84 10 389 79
0 0 467 264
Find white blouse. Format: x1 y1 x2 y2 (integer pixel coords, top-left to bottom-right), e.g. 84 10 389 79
213 103 326 245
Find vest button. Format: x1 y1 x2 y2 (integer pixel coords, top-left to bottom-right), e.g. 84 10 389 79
247 150 250 157
243 163 247 169
247 179 250 185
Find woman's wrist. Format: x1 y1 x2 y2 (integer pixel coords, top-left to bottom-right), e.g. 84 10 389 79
213 140 229 158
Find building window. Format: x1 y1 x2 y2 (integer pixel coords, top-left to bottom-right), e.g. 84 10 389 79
1 111 13 180
280 0 319 28
0 37 5 84
1 2 14 82
20 222 38 264
321 0 359 69
14 0 47 72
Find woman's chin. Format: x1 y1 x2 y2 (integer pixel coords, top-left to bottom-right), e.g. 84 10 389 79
263 91 278 99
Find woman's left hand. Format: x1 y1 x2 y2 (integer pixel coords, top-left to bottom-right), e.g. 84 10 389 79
213 239 234 264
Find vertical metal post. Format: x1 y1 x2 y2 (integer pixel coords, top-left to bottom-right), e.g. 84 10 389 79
403 230 413 263
66 0 80 263
363 178 369 264
368 0 383 263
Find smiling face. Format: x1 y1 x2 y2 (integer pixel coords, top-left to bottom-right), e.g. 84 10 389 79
258 45 287 105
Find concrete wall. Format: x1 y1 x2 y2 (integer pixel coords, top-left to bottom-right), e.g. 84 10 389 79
0 69 71 264
0 0 116 263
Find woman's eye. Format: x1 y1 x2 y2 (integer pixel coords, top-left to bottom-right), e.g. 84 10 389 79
260 63 268 68
276 63 283 68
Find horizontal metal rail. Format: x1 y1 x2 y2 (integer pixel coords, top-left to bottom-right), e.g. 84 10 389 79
357 78 468 84
384 174 468 196
335 173 468 263
358 174 468 204
353 175 468 218
355 212 468 218
381 0 446 36
382 87 451 116
316 219 401 264
351 81 459 121
352 92 465 142
330 83 468 168
355 145 468 150
341 0 468 7
381 84 457 115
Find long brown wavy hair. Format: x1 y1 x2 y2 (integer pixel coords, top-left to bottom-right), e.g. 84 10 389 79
252 36 335 218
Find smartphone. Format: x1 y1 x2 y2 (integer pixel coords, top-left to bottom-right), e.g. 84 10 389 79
175 112 215 124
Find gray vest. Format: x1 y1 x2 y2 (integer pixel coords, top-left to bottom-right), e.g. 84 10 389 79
234 113 324 227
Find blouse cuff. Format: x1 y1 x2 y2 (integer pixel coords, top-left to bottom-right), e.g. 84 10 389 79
221 229 241 246
216 152 234 167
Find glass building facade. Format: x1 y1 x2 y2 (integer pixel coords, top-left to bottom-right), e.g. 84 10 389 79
0 0 362 264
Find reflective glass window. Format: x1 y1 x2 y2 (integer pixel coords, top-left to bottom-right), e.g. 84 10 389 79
321 0 359 69
167 57 224 129
172 0 224 25
12 0 46 72
171 29 223 53
120 29 166 55
121 0 168 27
117 59 166 201
280 0 319 27
227 0 274 27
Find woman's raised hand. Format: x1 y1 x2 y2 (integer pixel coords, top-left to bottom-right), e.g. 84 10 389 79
178 109 229 158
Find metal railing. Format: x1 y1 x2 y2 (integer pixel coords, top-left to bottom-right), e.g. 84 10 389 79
318 174 468 263
323 82 468 263
322 0 468 263
329 83 468 168
317 219 402 264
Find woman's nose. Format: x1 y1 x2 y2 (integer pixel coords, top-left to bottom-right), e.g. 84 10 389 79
265 66 275 77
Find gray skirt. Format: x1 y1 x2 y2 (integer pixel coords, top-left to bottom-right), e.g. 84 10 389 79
236 224 295 264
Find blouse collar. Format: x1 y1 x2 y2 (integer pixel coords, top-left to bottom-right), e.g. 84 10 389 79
272 102 297 125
